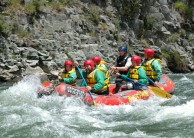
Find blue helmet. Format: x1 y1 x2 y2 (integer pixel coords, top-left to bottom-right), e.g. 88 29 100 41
118 45 127 52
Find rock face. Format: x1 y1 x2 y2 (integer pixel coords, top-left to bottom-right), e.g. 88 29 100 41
0 0 194 81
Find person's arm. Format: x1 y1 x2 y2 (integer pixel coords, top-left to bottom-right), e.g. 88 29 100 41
125 57 132 68
152 60 162 81
138 67 148 84
111 57 131 71
91 70 106 91
114 66 128 71
63 72 77 83
116 70 130 81
73 61 82 79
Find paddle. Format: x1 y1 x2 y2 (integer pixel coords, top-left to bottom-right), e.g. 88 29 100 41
147 77 172 98
37 71 61 98
75 66 97 106
37 79 58 98
120 74 147 87
120 74 172 98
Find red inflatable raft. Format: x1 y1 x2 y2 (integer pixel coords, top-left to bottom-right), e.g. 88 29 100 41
39 74 175 106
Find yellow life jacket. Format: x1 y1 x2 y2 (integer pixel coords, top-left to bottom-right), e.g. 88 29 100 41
96 61 110 84
61 68 76 85
97 60 107 72
100 60 107 64
129 66 141 80
143 59 161 79
86 69 109 92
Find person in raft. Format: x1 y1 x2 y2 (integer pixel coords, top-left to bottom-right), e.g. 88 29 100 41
91 55 110 84
116 55 148 90
81 59 110 95
58 60 77 86
141 48 162 85
110 45 132 93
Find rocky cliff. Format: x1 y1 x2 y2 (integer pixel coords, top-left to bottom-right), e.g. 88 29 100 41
0 0 194 82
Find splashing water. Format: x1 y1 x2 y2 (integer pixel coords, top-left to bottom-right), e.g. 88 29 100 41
0 74 194 138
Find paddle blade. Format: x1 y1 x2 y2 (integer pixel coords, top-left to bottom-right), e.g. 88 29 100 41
93 101 97 106
150 87 172 98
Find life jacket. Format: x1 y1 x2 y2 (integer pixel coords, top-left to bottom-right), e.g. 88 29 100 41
86 69 109 92
96 61 110 84
99 60 107 65
61 68 76 86
143 59 161 79
129 66 141 80
116 54 129 74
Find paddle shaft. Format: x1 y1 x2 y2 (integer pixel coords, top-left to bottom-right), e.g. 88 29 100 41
120 74 147 87
76 66 95 104
120 74 172 98
147 77 159 87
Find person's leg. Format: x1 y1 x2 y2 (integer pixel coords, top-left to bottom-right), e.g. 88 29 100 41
93 89 109 95
133 83 141 90
115 83 122 93
115 77 122 93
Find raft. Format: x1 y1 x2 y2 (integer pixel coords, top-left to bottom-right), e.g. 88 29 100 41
39 74 175 106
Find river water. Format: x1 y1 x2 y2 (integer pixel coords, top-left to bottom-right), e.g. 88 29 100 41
0 73 194 138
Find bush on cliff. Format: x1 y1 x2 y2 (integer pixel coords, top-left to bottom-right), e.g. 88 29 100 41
162 49 188 73
112 0 141 27
174 1 193 21
0 15 9 36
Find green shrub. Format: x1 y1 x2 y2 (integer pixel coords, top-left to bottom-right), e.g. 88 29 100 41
6 0 20 5
49 1 62 12
162 49 187 72
112 18 121 30
11 22 17 34
18 28 29 38
144 14 155 30
127 46 134 53
99 23 108 30
174 1 188 13
110 30 119 41
139 38 149 46
23 0 47 24
84 5 103 25
118 0 141 21
172 51 187 70
174 1 193 19
4 0 23 14
58 0 80 6
189 40 194 46
0 15 9 36
24 0 46 16
167 33 180 43
10 21 30 38
105 8 113 17
88 31 96 37
49 0 81 12
179 28 186 38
